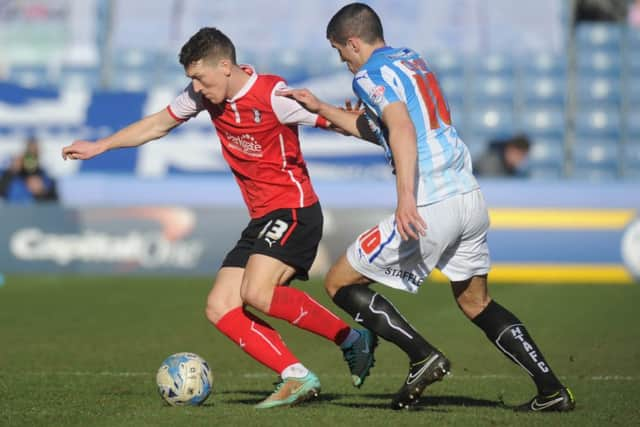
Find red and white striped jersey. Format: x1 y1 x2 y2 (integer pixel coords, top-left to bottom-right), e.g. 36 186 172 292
167 66 327 218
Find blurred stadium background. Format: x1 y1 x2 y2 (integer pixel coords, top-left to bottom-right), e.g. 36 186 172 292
1 2 640 425
0 0 638 283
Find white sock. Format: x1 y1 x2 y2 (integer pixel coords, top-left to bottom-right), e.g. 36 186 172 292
281 363 309 379
339 329 361 349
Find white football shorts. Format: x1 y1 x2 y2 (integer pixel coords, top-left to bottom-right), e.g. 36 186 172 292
346 189 491 293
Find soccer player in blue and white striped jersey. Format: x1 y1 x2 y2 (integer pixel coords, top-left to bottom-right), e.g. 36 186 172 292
280 2 574 412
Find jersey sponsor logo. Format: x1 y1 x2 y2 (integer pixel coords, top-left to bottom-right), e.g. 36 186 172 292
252 108 262 123
384 268 422 287
223 131 263 157
368 85 385 105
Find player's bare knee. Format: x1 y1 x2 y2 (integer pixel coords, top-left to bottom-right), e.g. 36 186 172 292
240 285 271 313
324 268 341 298
325 255 363 298
456 292 490 319
205 300 232 325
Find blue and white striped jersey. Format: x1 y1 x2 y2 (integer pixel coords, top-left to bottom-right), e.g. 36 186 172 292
353 46 479 206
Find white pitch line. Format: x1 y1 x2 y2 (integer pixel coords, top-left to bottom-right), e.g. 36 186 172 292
6 372 639 381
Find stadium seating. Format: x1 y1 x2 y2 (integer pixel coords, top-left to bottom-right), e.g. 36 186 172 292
572 138 620 179
520 76 566 108
574 108 622 140
625 110 640 143
576 50 623 79
439 75 466 107
466 107 516 156
576 76 622 108
470 76 515 109
7 64 52 88
575 23 624 52
520 106 565 139
527 137 565 178
474 54 515 78
428 52 465 79
520 52 567 77
0 9 638 183
621 142 640 177
58 64 102 90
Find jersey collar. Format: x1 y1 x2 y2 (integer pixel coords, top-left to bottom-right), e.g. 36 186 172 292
227 65 257 102
371 46 393 56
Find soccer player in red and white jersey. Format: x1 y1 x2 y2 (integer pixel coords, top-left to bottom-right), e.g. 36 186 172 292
62 27 377 409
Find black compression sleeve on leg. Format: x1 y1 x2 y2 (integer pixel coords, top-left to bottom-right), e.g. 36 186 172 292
472 300 563 394
333 284 436 363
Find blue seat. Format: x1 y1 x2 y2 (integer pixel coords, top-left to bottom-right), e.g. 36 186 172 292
576 77 622 108
625 110 640 143
155 58 189 90
576 50 622 79
621 142 640 177
473 54 515 78
528 137 565 178
59 64 101 89
110 70 152 91
627 53 640 74
438 75 465 106
625 28 640 51
428 52 465 79
467 108 516 153
113 48 160 70
519 53 567 80
7 64 51 88
520 107 565 139
574 109 622 139
520 76 566 108
572 138 620 179
450 106 468 137
627 79 640 109
575 23 624 51
470 76 515 108
263 48 310 84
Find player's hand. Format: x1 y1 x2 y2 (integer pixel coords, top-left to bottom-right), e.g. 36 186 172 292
61 140 104 160
395 194 427 240
341 98 364 115
275 88 323 113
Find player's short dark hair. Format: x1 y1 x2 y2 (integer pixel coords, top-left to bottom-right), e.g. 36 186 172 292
179 27 237 67
326 2 384 45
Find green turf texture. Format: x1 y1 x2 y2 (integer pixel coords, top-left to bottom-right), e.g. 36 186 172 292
1 275 638 426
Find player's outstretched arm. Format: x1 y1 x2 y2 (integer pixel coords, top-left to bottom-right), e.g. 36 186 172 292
62 109 181 160
276 88 362 137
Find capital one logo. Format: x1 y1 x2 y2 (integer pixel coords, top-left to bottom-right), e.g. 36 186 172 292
9 207 204 268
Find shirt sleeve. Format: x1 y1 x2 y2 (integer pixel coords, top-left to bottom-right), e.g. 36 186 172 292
271 81 329 128
353 67 402 118
167 83 204 122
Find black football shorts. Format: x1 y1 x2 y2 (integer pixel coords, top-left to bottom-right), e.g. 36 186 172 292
221 202 323 281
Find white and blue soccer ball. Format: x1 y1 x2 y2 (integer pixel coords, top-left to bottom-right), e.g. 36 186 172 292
156 352 213 406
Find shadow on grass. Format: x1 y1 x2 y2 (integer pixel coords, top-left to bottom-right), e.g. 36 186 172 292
333 394 507 411
219 389 506 410
219 390 345 406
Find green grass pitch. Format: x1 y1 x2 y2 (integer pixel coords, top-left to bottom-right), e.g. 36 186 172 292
1 275 639 426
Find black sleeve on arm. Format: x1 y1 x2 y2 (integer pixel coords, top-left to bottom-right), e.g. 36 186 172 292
355 113 380 145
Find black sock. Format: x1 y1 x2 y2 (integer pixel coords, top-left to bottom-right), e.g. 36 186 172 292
472 300 563 395
333 285 437 363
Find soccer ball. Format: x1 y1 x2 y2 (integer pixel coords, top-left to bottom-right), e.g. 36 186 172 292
156 352 213 406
